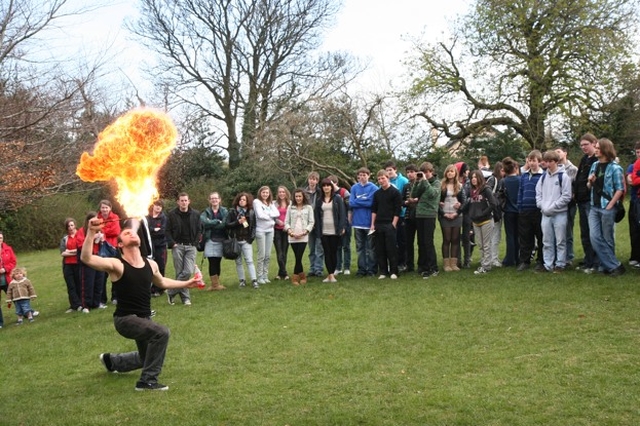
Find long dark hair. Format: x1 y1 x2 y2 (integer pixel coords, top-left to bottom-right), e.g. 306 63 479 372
232 192 254 210
292 188 308 207
470 170 486 190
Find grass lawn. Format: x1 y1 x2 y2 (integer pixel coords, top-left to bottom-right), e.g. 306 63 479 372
2 220 640 425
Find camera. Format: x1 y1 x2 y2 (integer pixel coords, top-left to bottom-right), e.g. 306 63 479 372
416 172 424 179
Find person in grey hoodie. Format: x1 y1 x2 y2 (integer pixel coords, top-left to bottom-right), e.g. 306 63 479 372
535 150 572 272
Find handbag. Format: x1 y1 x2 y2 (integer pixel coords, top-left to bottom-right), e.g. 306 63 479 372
98 241 119 257
615 200 625 223
222 234 240 260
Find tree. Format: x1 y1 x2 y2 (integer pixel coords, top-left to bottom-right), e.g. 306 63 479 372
129 0 352 169
405 0 640 150
0 0 112 212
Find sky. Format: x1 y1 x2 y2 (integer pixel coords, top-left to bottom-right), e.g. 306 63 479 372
50 0 468 96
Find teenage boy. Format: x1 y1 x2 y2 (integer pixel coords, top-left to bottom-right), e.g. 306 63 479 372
384 161 409 271
412 162 441 277
166 192 200 305
304 171 324 277
574 133 600 273
349 168 378 277
536 151 573 272
371 170 403 279
517 150 544 271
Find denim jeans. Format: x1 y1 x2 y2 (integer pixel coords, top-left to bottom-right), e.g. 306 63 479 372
167 244 196 302
308 232 325 275
354 227 376 275
235 241 257 281
578 201 598 268
112 315 170 385
502 212 520 266
541 213 568 270
588 206 620 271
255 230 274 281
336 225 352 272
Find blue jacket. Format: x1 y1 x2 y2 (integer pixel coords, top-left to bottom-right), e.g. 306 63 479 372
349 181 378 228
518 169 543 212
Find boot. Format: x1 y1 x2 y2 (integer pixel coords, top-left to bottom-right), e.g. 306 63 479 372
291 274 300 286
207 275 226 291
443 258 453 272
450 258 460 271
299 272 307 285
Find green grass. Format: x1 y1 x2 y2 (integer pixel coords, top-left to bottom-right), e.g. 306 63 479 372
2 221 640 425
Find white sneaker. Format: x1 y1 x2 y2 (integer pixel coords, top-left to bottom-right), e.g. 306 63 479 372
492 261 502 268
334 270 342 275
65 308 74 314
343 270 350 275
98 303 108 309
32 311 39 317
82 308 90 314
378 275 387 280
390 274 398 280
184 300 192 306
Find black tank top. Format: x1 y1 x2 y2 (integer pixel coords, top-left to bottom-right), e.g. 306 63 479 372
113 258 153 318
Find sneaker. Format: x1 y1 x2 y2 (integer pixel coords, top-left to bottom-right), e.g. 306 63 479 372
28 317 34 323
474 267 489 275
609 264 626 277
274 276 282 280
284 276 290 280
16 320 23 325
264 278 271 284
583 267 595 275
135 381 168 391
421 270 438 278
239 279 246 288
252 280 259 289
150 310 156 317
492 261 502 268
334 270 342 275
65 308 74 314
322 277 331 283
398 265 407 272
32 311 39 317
257 279 266 285
378 275 387 280
98 303 108 309
184 299 192 306
111 299 118 305
82 308 90 314
517 263 529 272
167 294 175 306
630 260 639 266
77 306 84 312
343 270 350 275
390 274 398 280
99 353 118 373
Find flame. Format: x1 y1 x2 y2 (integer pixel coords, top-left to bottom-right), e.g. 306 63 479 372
76 108 177 218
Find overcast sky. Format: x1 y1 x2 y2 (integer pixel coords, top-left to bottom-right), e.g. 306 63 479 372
53 0 467 94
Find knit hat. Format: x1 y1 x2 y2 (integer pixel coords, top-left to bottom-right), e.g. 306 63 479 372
455 162 468 175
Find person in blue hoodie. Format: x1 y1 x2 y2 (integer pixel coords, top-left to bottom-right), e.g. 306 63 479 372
517 150 544 271
535 150 572 272
349 167 379 277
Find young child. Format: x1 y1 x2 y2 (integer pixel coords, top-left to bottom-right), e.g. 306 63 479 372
6 267 37 325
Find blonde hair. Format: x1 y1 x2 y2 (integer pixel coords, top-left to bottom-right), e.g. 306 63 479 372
11 266 26 279
441 164 461 194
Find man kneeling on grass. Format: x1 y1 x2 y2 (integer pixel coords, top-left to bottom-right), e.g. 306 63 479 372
81 217 198 391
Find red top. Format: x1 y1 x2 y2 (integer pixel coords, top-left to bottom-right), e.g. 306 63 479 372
101 211 121 246
64 234 80 265
76 227 100 256
0 242 17 285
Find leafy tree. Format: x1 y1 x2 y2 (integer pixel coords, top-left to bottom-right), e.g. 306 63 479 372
405 0 640 150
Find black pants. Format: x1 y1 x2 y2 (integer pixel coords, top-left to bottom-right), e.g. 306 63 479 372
321 234 340 275
273 229 289 277
518 210 542 265
416 218 437 273
291 242 307 274
374 223 399 276
405 217 417 271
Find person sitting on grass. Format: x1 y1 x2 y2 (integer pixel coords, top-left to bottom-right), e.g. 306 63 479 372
81 217 199 391
6 266 37 325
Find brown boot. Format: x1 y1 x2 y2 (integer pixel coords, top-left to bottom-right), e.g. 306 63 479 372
299 272 307 285
443 258 453 272
207 275 226 291
450 258 460 271
291 274 300 286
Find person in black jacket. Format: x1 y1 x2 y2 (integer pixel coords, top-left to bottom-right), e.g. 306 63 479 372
371 170 403 279
165 192 200 306
226 192 259 288
314 179 347 283
465 170 497 275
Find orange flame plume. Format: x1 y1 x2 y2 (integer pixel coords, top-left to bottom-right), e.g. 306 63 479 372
76 108 177 218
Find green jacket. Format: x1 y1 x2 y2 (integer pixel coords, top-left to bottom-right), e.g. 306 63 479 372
412 177 440 218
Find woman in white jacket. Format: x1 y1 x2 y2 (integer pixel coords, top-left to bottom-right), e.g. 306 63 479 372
253 186 280 284
284 189 315 285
